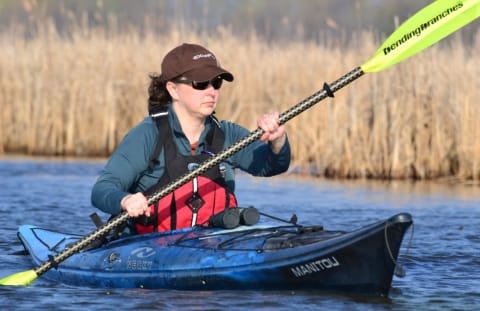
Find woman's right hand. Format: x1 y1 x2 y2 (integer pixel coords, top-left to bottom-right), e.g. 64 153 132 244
120 193 151 217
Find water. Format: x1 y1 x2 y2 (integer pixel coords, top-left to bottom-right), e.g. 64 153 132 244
0 158 479 310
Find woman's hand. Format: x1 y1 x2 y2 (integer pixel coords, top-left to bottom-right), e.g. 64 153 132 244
257 111 287 154
120 192 150 217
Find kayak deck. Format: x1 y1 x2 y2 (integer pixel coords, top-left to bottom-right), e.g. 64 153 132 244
18 213 413 296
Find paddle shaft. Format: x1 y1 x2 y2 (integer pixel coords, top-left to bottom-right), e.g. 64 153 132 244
32 66 364 277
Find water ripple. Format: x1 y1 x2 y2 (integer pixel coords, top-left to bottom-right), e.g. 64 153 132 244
1 158 480 310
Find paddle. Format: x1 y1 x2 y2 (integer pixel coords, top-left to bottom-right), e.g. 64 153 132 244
1 0 478 287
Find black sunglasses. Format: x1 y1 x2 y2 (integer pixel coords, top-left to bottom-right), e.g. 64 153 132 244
173 76 223 90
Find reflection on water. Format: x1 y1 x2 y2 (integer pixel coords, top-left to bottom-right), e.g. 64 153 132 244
0 157 479 310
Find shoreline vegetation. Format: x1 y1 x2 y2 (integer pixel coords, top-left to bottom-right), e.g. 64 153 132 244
1 23 479 181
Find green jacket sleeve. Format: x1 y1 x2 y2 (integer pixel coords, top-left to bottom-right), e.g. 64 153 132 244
90 118 158 215
220 120 291 176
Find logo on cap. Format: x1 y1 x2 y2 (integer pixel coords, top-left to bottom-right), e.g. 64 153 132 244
193 53 215 61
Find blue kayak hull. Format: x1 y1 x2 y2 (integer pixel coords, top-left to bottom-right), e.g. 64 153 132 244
18 213 412 296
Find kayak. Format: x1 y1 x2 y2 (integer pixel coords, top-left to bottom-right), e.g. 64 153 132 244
17 212 413 297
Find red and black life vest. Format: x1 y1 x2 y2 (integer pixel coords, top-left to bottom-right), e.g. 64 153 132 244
134 112 238 234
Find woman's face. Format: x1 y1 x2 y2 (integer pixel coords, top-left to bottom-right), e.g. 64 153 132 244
167 80 220 119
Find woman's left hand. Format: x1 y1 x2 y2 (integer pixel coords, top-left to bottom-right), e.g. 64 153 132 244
257 111 287 154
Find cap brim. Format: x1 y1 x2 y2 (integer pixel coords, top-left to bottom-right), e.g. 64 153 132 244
183 65 234 82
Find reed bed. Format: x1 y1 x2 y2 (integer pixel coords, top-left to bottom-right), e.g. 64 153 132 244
0 24 479 180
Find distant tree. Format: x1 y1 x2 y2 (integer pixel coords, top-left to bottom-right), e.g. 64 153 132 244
0 0 477 44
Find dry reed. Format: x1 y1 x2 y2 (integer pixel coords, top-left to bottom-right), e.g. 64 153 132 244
0 23 479 180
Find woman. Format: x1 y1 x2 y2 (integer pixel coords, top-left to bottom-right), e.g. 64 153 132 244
91 43 290 233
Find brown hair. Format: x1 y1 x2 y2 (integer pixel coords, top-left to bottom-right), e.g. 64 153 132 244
147 73 171 114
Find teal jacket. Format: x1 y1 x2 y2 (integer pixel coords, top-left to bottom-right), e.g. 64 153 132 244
91 107 291 215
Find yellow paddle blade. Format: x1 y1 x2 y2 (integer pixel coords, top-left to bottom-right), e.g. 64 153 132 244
0 270 38 286
361 0 480 73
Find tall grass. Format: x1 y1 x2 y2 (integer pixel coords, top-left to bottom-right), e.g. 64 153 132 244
0 23 479 180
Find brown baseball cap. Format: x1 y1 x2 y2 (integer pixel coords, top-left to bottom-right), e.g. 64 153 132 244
161 43 234 82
